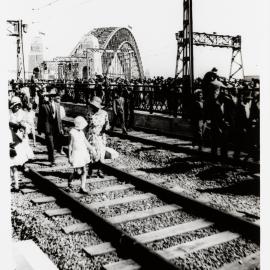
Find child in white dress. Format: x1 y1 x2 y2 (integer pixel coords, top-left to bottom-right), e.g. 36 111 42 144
68 116 95 194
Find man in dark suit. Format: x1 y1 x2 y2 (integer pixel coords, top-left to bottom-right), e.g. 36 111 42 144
51 93 64 155
234 91 256 160
37 92 57 166
207 88 234 158
190 89 205 150
110 89 128 135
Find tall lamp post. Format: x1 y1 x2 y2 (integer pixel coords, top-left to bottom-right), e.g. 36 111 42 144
7 20 28 82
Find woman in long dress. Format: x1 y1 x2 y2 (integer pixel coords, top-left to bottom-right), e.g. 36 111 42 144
9 96 34 190
86 96 110 177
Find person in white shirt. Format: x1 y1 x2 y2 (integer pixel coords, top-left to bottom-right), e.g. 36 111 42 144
23 102 36 147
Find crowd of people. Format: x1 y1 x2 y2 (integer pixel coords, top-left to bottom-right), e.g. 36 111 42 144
190 68 259 160
9 84 118 193
8 68 260 191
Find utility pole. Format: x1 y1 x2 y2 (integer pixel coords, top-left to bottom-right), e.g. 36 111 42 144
175 0 194 117
7 20 28 82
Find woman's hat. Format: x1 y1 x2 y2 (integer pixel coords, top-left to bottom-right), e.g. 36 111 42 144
10 96 22 108
89 96 102 109
194 89 202 95
74 116 88 130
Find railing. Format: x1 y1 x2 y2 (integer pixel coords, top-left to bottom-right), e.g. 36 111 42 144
63 84 182 116
9 82 183 116
8 81 260 117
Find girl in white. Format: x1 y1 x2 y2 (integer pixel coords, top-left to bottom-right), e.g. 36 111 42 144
68 116 95 194
9 96 34 190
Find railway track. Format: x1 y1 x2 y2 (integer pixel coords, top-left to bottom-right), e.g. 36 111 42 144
18 138 260 270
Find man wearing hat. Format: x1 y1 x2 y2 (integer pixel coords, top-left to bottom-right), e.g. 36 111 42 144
37 90 62 166
190 89 205 150
110 89 128 135
202 67 220 111
52 92 65 155
234 91 254 159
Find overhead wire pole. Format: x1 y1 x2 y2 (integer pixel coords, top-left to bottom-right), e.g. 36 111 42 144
176 1 245 89
7 20 28 82
20 20 26 81
188 0 194 92
175 0 194 117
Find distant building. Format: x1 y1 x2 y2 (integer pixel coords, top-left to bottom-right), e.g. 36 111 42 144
28 36 44 78
144 69 151 78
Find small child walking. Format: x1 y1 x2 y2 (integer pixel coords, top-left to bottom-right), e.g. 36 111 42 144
68 116 94 194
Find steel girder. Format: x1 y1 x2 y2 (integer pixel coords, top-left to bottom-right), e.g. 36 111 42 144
175 0 244 83
100 27 144 79
192 32 241 49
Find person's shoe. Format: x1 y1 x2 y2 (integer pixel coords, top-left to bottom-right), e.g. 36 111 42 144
67 180 72 189
79 187 89 195
97 170 104 178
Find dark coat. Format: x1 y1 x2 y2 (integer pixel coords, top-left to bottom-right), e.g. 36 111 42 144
209 97 234 133
37 102 54 134
235 102 252 132
191 99 205 123
53 102 63 135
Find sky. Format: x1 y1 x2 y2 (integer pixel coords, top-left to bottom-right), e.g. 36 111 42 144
5 0 262 78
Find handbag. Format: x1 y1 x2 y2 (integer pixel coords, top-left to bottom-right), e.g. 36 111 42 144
105 147 119 160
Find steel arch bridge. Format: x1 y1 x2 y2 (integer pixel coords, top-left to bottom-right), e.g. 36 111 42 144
72 27 144 80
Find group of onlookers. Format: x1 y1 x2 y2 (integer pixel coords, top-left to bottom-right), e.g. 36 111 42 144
9 82 118 193
190 68 259 160
8 69 260 191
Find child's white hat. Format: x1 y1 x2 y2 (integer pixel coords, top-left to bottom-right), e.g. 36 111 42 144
74 116 88 130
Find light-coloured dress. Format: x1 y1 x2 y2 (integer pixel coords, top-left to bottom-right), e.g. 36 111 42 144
69 128 91 168
10 109 34 166
86 109 110 163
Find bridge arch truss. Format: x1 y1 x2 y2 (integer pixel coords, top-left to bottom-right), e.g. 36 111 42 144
91 27 144 79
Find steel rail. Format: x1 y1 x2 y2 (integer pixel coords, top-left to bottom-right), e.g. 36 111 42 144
26 168 180 270
35 134 260 244
101 163 260 245
108 130 260 171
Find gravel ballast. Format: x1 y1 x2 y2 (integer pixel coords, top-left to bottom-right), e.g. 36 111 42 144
11 138 259 269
